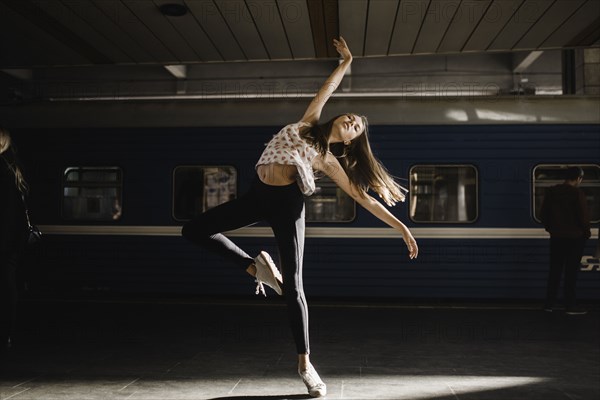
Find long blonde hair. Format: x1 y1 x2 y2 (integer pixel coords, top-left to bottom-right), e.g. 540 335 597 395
302 114 407 206
0 127 28 194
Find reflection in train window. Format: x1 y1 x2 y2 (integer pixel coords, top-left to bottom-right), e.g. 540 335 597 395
409 165 478 223
533 164 600 223
305 176 355 223
173 166 237 221
63 167 123 221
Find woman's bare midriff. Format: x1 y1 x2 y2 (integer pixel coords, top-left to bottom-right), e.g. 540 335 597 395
257 163 297 186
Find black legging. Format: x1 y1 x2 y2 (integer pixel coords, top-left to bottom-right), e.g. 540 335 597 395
182 176 310 354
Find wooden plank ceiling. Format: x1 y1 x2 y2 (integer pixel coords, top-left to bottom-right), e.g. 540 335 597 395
0 0 598 68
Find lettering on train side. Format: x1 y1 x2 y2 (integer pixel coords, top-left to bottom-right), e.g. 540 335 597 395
580 256 600 272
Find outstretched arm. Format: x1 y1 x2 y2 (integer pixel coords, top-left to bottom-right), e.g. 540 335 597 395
314 153 419 259
301 37 352 125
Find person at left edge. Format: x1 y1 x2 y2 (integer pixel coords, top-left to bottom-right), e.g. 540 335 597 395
0 127 30 353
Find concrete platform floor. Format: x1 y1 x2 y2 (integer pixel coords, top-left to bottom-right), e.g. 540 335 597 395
1 298 599 400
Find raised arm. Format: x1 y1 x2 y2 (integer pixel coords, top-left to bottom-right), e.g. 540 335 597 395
314 153 419 259
301 37 353 125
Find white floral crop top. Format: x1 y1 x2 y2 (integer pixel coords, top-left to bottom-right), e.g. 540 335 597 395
255 121 320 196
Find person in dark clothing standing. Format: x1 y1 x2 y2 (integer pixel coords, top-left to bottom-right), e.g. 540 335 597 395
0 127 29 352
540 166 591 315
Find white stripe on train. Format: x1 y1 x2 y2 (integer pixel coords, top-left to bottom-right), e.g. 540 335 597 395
38 225 599 240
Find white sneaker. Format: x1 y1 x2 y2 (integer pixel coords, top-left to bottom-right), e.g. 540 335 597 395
254 251 283 296
299 364 327 398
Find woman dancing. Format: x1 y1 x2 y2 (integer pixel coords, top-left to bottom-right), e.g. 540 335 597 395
182 37 418 398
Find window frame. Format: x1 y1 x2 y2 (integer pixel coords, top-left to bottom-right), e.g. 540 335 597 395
408 164 479 224
532 163 600 224
172 165 238 222
305 175 356 223
61 166 123 222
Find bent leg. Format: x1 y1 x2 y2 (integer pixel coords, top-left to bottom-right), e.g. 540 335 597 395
181 194 262 270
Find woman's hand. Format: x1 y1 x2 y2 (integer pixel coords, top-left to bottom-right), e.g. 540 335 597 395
402 230 419 260
333 37 352 63
301 37 353 124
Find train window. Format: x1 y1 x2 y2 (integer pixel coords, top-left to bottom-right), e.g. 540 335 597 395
305 176 356 223
533 164 600 223
173 166 237 221
62 167 123 221
409 165 478 223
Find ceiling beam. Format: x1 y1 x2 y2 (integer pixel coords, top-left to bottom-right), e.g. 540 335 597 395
307 0 339 58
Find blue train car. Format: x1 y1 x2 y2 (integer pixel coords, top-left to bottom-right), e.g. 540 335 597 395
14 122 600 300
